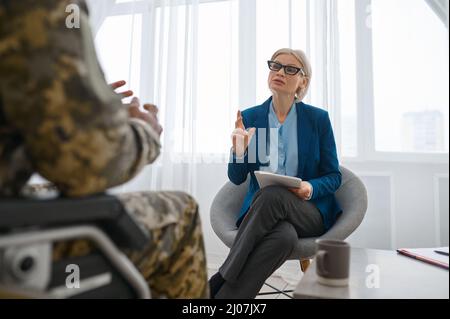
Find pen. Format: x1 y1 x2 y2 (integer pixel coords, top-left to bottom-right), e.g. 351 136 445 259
434 250 449 256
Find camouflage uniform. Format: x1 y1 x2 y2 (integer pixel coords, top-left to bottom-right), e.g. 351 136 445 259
0 0 208 298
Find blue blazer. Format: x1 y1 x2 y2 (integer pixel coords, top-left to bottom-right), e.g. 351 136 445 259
228 97 342 231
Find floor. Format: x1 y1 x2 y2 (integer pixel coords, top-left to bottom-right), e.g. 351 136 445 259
207 267 301 299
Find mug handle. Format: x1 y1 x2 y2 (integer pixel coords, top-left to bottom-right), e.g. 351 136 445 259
316 250 329 277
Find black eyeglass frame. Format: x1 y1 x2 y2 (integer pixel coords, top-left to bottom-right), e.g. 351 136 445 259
267 60 306 76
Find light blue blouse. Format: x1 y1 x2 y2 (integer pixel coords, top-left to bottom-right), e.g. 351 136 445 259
263 101 299 177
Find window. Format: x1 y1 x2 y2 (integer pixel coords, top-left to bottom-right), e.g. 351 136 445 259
371 0 449 154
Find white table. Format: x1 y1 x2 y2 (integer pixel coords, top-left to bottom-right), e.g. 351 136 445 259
294 247 449 299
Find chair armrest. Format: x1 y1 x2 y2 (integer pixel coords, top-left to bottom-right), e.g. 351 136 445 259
0 195 149 250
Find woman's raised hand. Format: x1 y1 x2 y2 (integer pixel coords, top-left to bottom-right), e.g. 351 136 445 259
231 111 256 158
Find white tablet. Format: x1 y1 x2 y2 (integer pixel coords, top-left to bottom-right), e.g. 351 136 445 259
254 171 302 189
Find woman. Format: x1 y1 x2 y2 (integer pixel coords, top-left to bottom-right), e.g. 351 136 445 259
209 48 342 299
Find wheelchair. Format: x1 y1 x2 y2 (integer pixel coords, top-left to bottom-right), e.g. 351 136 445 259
0 194 151 299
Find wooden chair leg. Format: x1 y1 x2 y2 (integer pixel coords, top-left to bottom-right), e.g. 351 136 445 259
300 259 311 273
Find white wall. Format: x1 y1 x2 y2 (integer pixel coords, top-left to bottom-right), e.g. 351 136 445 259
343 161 449 250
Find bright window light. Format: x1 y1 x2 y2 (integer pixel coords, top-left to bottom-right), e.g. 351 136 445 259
372 0 449 153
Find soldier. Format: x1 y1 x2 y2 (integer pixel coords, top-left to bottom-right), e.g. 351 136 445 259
0 0 208 298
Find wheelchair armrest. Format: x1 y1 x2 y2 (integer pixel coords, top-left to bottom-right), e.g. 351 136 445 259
0 226 151 299
0 195 149 250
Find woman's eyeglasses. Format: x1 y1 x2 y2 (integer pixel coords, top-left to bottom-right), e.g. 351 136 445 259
267 60 305 76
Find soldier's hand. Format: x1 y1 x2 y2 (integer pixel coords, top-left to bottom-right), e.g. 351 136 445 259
128 97 163 137
110 80 134 99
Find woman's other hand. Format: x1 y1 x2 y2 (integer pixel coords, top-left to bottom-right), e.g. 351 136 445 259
288 181 313 201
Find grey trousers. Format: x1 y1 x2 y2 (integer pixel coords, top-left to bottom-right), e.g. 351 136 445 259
217 186 325 299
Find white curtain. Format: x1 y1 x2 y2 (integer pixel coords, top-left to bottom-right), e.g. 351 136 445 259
89 0 238 197
150 0 201 194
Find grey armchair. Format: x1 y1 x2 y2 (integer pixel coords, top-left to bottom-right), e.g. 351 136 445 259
210 166 368 273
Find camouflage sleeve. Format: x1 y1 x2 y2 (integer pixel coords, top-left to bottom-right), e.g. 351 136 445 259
0 0 160 197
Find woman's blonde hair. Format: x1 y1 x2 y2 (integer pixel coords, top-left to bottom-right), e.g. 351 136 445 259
271 48 312 102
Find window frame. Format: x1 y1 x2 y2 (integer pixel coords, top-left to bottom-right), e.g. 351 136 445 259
352 0 449 164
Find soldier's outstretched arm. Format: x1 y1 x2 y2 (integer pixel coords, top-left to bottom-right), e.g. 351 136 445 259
0 0 160 196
